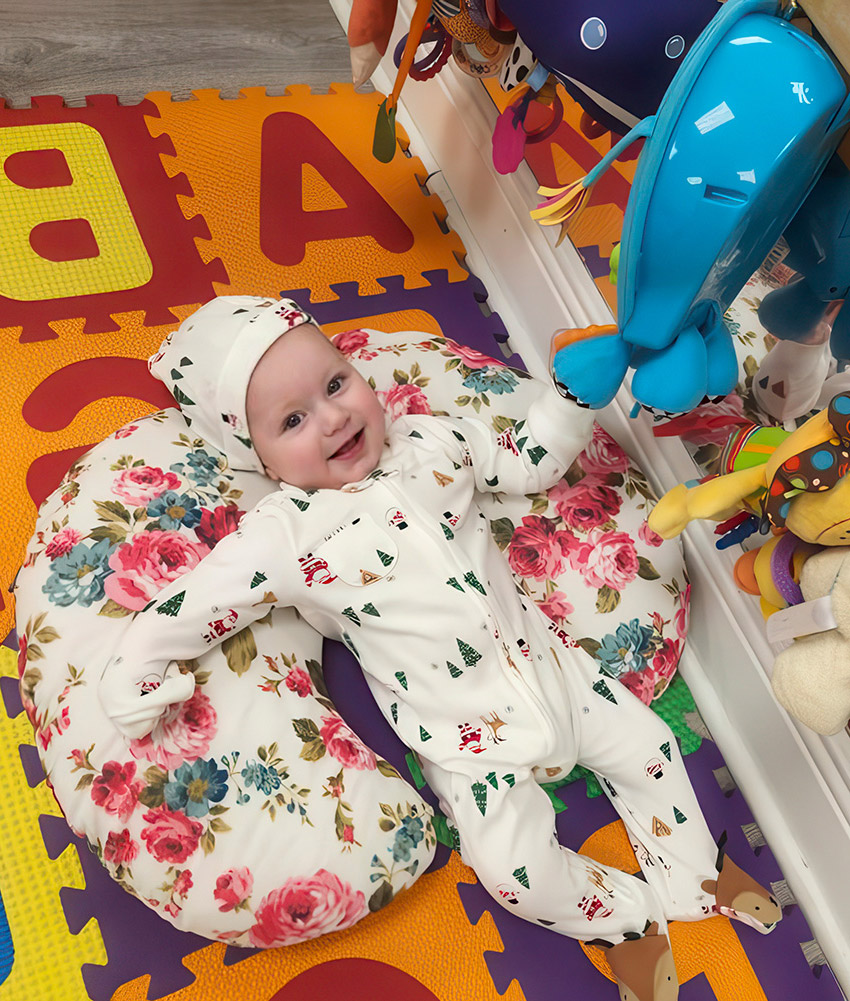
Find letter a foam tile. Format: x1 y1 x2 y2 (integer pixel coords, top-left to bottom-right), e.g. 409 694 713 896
143 85 468 303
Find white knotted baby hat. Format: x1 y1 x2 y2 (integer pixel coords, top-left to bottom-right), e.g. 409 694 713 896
149 295 317 472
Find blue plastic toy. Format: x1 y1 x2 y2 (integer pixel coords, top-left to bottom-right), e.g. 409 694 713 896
757 151 850 361
550 0 850 413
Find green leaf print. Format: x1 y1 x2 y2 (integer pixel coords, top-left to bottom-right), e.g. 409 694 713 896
222 626 258 676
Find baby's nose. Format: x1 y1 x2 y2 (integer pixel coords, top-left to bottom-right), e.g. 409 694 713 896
322 400 348 433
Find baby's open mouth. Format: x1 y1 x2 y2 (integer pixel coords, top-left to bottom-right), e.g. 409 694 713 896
331 429 363 460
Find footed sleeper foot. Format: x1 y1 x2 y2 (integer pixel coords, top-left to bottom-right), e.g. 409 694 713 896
702 833 783 934
604 923 678 1001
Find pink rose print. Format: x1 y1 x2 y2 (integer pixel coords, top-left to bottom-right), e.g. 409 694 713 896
550 479 622 532
214 867 254 912
674 584 691 640
131 688 218 770
508 515 572 580
618 668 657 705
103 828 139 866
248 870 366 947
285 668 313 698
114 425 139 439
536 590 574 623
578 426 631 476
444 338 502 370
113 466 181 506
17 635 27 679
379 382 432 420
320 715 377 771
638 521 664 548
566 528 640 591
173 870 194 898
332 329 373 358
104 530 210 611
44 527 83 560
195 504 245 549
91 760 145 822
652 637 681 686
141 804 203 864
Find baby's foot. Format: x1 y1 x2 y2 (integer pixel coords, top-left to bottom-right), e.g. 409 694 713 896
604 922 678 1001
701 834 783 934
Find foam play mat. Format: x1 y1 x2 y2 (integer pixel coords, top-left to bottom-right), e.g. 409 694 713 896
0 83 844 1001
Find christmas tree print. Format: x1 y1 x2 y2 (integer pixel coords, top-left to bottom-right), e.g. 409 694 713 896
673 806 687 825
235 434 253 450
342 632 359 659
419 726 432 742
250 571 267 589
592 678 618 704
502 773 516 787
660 741 671 761
395 671 408 690
527 445 548 466
472 781 488 816
463 571 486 594
391 702 398 723
456 638 482 668
513 866 530 889
485 475 499 487
446 661 463 679
156 590 186 616
342 606 361 626
452 430 466 442
291 497 310 512
441 523 455 541
376 549 394 567
172 385 195 407
408 430 423 438
446 577 464 591
486 771 498 788
361 603 380 617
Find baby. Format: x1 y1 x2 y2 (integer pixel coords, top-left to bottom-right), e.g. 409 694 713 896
99 295 781 1001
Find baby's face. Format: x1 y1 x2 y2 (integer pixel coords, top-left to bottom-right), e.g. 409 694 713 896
246 324 387 489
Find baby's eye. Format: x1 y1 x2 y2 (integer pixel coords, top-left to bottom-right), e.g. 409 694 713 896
328 375 343 395
283 413 302 431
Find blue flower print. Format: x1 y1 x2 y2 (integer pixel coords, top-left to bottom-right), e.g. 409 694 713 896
147 490 202 530
171 449 221 487
42 538 114 608
595 618 654 678
462 367 519 396
392 814 425 862
164 758 229 818
241 760 282 796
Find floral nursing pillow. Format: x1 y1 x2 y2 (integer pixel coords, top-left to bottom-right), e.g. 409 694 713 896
337 329 689 704
14 328 687 945
16 410 436 946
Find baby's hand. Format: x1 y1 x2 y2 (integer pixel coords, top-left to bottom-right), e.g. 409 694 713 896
99 658 196 740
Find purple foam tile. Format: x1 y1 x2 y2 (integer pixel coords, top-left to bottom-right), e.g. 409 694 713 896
279 270 524 371
18 743 45 788
1 676 23 719
2 629 18 651
38 814 208 1001
455 740 844 1001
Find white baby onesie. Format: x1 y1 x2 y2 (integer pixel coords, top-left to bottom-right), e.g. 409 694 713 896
100 385 720 942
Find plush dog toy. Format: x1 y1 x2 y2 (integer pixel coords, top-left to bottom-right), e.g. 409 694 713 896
647 393 850 734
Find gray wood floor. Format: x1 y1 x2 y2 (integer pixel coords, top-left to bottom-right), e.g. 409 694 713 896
0 1 362 107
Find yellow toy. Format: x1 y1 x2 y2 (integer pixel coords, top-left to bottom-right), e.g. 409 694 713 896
648 393 850 735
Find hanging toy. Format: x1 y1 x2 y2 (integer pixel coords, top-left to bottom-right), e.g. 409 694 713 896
372 0 434 163
492 78 563 175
